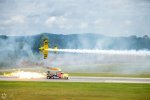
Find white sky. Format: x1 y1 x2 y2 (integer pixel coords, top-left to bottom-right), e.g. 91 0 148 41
0 0 150 36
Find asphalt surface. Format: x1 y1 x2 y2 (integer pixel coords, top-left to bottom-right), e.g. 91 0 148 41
0 76 150 83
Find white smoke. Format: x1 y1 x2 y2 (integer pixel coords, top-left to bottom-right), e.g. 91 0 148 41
47 49 150 56
42 48 150 74
1 34 150 75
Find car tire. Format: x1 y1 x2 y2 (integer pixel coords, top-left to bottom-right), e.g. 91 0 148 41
47 76 50 79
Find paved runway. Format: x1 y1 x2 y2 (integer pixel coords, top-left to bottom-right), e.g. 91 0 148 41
0 76 150 83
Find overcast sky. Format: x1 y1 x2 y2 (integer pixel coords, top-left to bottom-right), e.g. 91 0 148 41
0 0 150 36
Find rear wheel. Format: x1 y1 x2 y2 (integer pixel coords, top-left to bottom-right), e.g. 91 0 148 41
47 76 50 79
66 77 68 80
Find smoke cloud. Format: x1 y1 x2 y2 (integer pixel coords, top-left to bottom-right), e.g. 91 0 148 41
0 36 40 68
0 34 150 75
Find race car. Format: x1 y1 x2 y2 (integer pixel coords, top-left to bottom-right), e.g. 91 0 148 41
46 71 69 79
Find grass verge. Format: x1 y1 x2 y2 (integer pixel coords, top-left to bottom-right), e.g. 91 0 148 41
69 73 150 78
0 81 150 100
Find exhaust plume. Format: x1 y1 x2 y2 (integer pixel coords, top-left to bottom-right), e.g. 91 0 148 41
47 49 150 56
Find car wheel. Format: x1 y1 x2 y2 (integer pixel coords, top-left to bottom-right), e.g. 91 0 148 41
47 76 49 79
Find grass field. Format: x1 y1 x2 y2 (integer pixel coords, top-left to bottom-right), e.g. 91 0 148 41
69 73 150 78
0 81 150 100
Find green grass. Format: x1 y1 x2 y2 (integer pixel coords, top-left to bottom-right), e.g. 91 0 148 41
0 81 150 100
69 73 150 78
